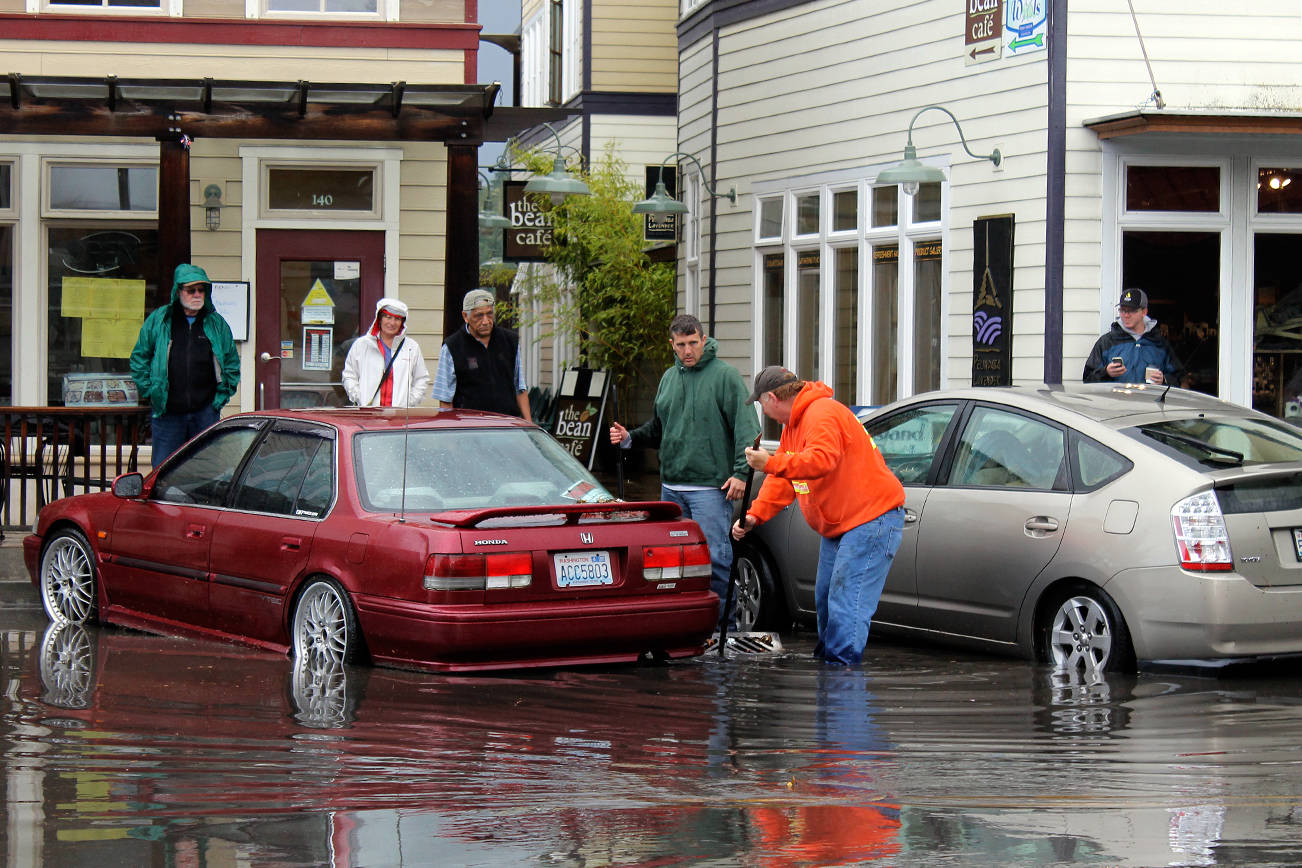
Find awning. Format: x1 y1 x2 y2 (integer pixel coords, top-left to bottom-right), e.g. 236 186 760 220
1085 108 1302 140
0 73 562 143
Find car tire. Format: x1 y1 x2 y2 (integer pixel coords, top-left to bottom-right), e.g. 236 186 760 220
39 528 98 625
731 541 788 632
291 578 363 666
1041 583 1135 674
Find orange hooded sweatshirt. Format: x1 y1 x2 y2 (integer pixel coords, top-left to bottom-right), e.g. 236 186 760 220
747 381 905 538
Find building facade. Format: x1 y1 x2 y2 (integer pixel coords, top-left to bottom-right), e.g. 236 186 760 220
674 0 1302 422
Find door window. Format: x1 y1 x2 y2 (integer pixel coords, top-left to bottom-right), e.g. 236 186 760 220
232 427 333 516
153 424 262 506
865 403 958 484
950 406 1067 490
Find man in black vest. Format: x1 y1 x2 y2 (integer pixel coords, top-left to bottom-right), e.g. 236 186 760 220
432 289 532 420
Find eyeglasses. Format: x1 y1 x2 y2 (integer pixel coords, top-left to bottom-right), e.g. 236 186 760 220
181 285 208 294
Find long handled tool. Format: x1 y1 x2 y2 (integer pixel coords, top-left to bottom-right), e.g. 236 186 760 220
718 433 762 658
609 379 625 500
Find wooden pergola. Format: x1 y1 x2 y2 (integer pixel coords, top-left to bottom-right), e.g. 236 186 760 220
0 73 568 335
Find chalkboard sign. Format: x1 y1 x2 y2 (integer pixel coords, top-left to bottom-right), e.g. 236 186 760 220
552 368 610 469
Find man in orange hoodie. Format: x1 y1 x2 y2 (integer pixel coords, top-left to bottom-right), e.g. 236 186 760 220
731 366 905 665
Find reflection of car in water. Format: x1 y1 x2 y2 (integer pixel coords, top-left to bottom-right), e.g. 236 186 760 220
733 384 1302 674
25 408 718 672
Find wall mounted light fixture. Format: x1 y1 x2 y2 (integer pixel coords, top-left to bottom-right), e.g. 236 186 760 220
633 151 736 215
203 183 223 230
522 123 590 204
876 105 1002 196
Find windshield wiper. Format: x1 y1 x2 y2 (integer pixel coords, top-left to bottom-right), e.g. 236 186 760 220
1142 428 1244 466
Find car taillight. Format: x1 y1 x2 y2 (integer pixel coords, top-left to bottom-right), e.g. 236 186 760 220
642 543 712 580
424 553 533 590
1172 490 1233 572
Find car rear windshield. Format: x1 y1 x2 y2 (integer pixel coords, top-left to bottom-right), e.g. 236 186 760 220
354 428 616 512
1216 473 1302 515
1128 416 1302 469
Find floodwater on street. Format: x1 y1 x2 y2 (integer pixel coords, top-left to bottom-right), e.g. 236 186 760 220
6 598 1302 867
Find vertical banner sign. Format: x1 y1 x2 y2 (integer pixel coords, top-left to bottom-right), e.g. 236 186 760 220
503 180 552 262
643 166 678 243
972 215 1015 386
553 368 610 469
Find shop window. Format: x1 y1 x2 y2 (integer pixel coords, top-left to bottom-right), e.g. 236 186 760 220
761 253 784 440
833 247 858 404
795 193 820 236
1126 165 1219 212
1257 168 1302 214
871 245 899 404
913 241 943 392
871 186 898 228
914 182 942 222
0 164 10 210
758 198 783 239
46 226 163 406
796 250 820 381
48 165 157 213
833 189 857 232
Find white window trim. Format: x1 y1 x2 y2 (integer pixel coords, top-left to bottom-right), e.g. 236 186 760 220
259 161 384 221
684 172 702 318
245 0 396 21
33 0 181 15
43 158 160 219
751 159 948 405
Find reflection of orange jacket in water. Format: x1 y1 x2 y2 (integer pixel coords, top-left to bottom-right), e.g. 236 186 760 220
749 802 902 863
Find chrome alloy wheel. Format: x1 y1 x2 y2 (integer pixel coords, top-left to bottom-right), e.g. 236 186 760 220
40 532 97 624
731 557 763 632
292 580 355 665
1048 594 1114 675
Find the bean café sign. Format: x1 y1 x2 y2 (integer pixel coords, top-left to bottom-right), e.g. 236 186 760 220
503 180 552 262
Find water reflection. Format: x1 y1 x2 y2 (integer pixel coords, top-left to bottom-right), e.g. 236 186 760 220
5 622 1302 866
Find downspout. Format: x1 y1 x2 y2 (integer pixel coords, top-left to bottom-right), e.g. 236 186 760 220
1044 0 1067 384
707 25 720 334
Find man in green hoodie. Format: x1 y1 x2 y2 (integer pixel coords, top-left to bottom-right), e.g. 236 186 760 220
130 263 241 464
609 314 761 629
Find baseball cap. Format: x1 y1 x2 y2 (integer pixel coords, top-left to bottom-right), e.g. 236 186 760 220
462 288 496 312
1118 288 1148 310
747 365 800 403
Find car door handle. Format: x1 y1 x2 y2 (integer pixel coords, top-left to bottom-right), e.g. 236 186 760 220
904 508 919 524
186 524 206 539
1025 516 1060 535
281 536 302 551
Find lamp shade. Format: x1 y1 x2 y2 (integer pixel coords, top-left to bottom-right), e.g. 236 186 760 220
876 144 947 191
478 211 512 229
632 179 688 215
523 154 590 204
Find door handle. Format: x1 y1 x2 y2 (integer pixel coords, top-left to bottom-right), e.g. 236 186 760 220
281 536 302 551
185 523 206 539
1025 516 1060 535
259 352 281 363
904 508 920 524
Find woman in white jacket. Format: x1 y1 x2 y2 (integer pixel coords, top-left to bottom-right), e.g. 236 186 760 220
342 297 431 407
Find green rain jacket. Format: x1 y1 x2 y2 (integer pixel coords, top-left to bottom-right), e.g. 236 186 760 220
629 336 762 488
129 263 241 417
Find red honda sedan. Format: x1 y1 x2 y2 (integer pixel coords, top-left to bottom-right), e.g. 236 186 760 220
24 408 718 672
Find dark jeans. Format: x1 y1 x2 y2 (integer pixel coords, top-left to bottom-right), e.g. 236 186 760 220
151 405 219 465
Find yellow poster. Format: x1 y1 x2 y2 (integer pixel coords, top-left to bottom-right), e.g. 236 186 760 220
61 277 146 320
81 318 140 359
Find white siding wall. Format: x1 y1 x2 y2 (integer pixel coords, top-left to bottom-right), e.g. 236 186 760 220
588 114 677 189
684 0 1049 386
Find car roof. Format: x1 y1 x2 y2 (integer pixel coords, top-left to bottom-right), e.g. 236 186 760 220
874 384 1260 429
236 407 535 434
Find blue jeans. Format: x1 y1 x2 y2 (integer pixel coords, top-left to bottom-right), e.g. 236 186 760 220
661 486 735 629
151 404 220 465
814 507 905 666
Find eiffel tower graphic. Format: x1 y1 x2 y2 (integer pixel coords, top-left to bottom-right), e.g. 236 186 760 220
974 225 1003 309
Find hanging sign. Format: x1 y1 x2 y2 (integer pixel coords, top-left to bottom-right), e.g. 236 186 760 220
503 180 553 262
643 166 678 242
971 215 1015 387
552 368 610 469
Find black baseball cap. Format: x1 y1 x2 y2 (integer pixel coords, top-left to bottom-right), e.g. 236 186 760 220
1118 288 1148 309
748 365 799 403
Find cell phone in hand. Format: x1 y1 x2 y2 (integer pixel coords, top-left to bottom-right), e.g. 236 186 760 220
1111 356 1123 366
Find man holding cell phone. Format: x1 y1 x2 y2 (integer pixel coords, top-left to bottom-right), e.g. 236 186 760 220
1083 288 1185 386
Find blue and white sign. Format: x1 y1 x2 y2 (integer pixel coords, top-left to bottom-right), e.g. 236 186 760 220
1005 0 1047 56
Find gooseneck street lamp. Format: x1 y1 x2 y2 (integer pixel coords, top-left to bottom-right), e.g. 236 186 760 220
522 122 590 204
633 151 736 215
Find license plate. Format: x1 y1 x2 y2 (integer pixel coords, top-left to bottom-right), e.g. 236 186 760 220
554 551 614 588
1294 529 1302 562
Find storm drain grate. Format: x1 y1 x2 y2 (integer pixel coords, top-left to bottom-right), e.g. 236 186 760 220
703 631 785 655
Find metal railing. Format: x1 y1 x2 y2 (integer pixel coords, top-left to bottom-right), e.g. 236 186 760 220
1 407 150 536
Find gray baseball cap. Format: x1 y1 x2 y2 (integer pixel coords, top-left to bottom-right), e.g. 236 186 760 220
747 365 799 403
462 288 496 311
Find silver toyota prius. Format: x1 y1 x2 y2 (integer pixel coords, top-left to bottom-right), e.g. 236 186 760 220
730 383 1302 672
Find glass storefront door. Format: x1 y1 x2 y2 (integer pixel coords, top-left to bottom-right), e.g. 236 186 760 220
254 229 384 410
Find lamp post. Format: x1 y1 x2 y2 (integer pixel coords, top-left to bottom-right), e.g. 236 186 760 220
633 151 736 215
477 169 512 229
876 105 1001 195
522 122 590 204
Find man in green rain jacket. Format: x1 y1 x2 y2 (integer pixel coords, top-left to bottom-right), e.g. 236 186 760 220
130 263 240 463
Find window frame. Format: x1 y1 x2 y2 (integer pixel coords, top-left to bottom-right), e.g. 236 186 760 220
36 0 180 15
251 0 394 21
42 159 159 220
260 161 383 221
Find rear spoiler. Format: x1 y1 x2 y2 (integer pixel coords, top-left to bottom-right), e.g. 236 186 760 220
427 500 684 529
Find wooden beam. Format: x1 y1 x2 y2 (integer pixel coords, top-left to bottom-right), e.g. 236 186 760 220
1087 112 1302 140
444 144 479 339
157 136 191 293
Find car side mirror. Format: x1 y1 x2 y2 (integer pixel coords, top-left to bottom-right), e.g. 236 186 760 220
112 472 144 499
